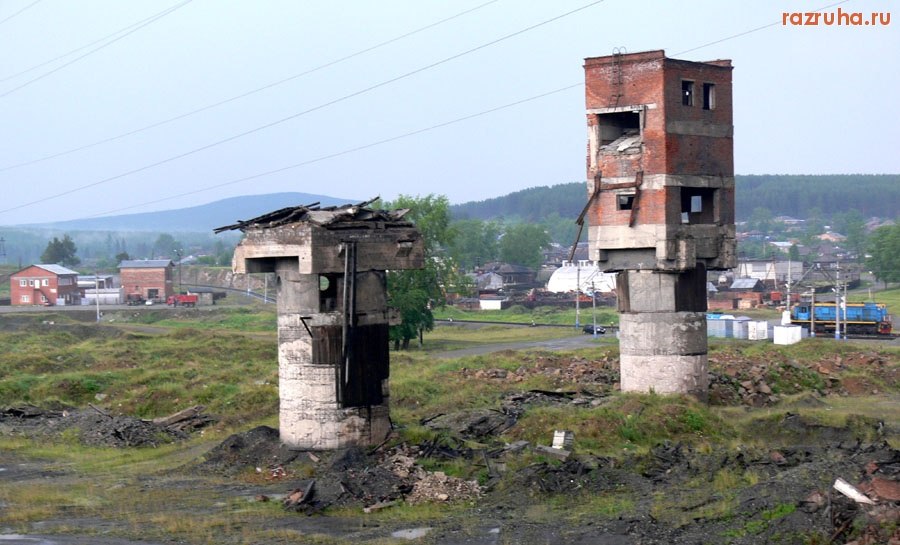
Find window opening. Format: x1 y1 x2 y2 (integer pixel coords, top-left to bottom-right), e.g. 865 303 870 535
595 111 641 147
680 188 717 224
617 194 635 210
682 80 694 106
702 83 715 110
319 273 339 312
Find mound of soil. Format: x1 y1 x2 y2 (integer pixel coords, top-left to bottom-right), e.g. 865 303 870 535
196 425 301 475
195 428 482 513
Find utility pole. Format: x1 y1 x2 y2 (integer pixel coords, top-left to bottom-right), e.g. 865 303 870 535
842 274 848 340
591 280 597 338
810 290 816 337
835 266 841 340
95 272 101 323
786 259 792 308
575 263 581 329
175 249 183 294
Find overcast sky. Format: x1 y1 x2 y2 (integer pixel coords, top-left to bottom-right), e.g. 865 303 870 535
0 0 897 225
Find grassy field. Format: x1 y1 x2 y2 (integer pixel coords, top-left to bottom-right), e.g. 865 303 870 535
0 307 898 544
434 304 619 326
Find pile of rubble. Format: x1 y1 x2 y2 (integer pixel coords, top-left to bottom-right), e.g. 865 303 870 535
0 404 215 447
708 348 898 407
456 348 897 409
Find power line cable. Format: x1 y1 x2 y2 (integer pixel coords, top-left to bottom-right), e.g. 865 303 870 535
0 0 41 27
0 0 607 215
0 0 193 99
0 0 857 221
0 0 502 173
86 83 584 218
90 0 859 219
0 0 194 84
672 0 851 56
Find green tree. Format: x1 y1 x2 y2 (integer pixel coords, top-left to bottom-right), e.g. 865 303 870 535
748 207 773 232
788 244 800 262
834 210 867 261
152 233 181 259
115 251 130 263
382 194 459 349
866 224 900 288
499 223 550 269
40 235 80 267
447 219 500 270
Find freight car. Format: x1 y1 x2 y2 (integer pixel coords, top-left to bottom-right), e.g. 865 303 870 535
790 302 892 335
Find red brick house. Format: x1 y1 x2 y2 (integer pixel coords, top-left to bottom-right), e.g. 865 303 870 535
119 260 174 302
10 264 81 306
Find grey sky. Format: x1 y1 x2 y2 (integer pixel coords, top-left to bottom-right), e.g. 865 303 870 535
1 0 897 225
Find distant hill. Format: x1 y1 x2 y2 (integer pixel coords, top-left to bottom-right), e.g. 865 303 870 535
451 175 900 223
16 174 898 233
25 192 359 232
450 183 586 222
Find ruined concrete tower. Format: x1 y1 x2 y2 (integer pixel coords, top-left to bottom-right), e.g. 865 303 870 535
218 201 423 449
584 50 735 397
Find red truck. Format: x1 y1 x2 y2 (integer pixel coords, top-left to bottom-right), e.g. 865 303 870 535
167 294 198 307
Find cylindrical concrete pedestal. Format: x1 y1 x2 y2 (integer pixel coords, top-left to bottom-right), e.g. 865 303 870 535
276 262 391 449
618 311 708 398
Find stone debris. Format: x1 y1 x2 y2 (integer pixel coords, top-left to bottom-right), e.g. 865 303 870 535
404 471 482 505
456 348 898 410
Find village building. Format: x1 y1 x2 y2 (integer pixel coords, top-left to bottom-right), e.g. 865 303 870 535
546 260 617 294
10 264 81 306
119 260 174 303
736 260 805 285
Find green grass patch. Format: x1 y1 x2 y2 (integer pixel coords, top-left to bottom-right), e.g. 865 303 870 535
502 394 733 455
434 305 619 327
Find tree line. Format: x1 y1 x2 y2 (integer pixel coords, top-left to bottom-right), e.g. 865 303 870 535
451 175 899 226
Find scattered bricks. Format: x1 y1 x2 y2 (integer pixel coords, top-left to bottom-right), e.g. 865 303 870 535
869 477 900 502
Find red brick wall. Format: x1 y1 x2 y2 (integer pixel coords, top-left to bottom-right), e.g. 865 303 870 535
120 267 173 300
10 266 80 306
584 50 734 230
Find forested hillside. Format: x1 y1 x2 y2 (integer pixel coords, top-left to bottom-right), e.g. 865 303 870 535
735 175 899 220
451 175 899 224
450 183 586 222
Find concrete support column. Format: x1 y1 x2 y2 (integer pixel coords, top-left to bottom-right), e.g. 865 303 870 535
275 261 390 449
616 269 708 399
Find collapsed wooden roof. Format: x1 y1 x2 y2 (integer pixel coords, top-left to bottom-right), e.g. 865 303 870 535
213 198 412 233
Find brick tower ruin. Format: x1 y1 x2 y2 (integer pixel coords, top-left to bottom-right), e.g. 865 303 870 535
583 50 735 397
217 201 423 449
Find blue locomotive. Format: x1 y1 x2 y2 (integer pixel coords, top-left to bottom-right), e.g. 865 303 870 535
790 302 892 335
